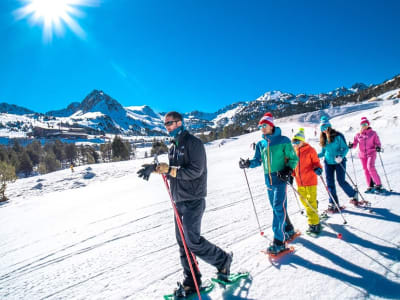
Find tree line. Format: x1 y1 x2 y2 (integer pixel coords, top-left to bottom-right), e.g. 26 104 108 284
0 136 134 202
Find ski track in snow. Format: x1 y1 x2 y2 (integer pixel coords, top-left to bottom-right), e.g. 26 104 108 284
1 100 400 299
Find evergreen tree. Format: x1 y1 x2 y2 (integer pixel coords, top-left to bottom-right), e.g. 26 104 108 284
100 143 112 162
150 140 168 156
112 136 129 160
18 151 33 177
65 143 77 164
26 140 42 166
41 152 61 173
0 161 17 202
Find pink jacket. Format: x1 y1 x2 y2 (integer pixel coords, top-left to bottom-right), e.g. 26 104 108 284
351 128 381 158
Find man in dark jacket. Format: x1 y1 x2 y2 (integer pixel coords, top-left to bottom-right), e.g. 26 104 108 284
137 111 232 294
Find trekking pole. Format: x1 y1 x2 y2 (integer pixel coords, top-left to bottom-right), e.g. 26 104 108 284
318 175 348 224
287 183 305 216
288 182 343 239
337 162 368 203
349 150 359 188
243 169 271 241
377 151 393 192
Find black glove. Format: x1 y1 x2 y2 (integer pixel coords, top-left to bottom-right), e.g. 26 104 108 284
137 163 157 181
348 142 353 149
376 146 381 152
239 158 250 169
277 166 293 183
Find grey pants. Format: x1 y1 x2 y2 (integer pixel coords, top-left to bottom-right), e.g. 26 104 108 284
175 198 228 282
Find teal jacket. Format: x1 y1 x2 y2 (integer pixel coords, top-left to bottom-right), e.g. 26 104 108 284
250 127 298 185
318 134 348 164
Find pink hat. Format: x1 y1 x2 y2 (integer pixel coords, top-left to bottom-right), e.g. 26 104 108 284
259 112 274 127
360 117 370 126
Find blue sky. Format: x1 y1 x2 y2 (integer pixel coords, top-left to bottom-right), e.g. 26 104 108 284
0 0 399 114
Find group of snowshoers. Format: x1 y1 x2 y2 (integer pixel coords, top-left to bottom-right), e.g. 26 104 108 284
239 112 385 255
137 110 386 298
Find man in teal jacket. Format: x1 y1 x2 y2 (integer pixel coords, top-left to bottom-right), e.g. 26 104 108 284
240 112 299 254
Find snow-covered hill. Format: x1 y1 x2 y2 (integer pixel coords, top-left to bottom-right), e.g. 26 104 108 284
1 100 399 299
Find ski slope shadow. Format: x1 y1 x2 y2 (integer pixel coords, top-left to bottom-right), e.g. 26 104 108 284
343 207 400 223
288 236 400 298
218 274 255 300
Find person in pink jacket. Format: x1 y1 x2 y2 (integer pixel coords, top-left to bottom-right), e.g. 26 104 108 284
349 117 383 193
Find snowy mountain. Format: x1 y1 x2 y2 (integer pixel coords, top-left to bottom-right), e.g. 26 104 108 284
0 75 399 139
0 103 35 115
1 100 399 299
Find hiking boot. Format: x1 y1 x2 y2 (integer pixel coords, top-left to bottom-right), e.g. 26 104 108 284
365 187 374 193
267 239 286 255
284 229 296 241
217 252 233 281
174 282 197 298
327 204 340 213
308 223 321 234
182 273 201 291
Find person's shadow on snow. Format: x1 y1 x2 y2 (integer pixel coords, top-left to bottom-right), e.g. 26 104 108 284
343 206 400 223
219 274 255 300
286 233 400 299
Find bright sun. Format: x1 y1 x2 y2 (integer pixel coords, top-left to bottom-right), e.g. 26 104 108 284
14 0 97 41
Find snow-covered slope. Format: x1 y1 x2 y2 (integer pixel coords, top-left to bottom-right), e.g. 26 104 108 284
1 100 399 299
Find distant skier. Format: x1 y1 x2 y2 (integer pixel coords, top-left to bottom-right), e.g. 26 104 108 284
318 116 358 210
292 128 323 234
137 111 232 297
239 112 299 255
348 117 383 193
70 164 74 173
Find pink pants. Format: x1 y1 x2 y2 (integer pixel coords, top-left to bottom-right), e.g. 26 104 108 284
360 154 381 186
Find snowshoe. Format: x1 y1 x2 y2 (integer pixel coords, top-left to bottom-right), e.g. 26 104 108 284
163 280 214 300
285 230 301 243
211 271 249 285
261 246 295 259
365 187 374 194
324 204 345 214
320 211 329 220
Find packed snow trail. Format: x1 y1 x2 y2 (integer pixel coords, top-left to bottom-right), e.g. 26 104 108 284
0 100 400 299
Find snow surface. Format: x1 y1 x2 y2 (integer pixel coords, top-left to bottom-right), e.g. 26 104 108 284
1 102 400 299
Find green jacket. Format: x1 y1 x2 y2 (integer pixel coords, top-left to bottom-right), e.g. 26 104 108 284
250 127 298 177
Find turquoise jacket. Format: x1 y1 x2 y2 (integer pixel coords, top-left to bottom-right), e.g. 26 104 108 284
318 134 348 164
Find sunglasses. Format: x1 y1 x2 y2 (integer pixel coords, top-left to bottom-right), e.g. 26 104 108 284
164 120 178 127
361 123 369 127
258 124 268 129
292 140 301 145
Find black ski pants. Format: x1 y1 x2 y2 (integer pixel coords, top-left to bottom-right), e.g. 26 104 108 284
175 198 227 284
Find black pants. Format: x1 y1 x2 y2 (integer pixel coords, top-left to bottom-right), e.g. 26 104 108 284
175 198 227 285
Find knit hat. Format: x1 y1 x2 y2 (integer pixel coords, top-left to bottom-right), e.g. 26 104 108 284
259 112 274 127
293 128 306 142
360 117 370 126
320 116 331 131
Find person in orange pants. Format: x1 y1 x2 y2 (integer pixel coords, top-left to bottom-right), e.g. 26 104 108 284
292 128 323 234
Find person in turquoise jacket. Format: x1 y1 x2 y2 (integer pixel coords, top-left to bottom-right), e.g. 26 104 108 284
318 116 358 211
239 112 299 255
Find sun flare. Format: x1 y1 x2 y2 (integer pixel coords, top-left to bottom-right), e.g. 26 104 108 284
14 0 97 41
